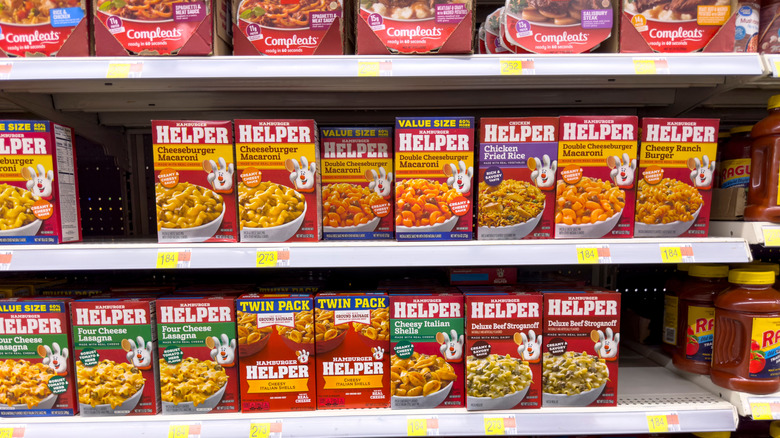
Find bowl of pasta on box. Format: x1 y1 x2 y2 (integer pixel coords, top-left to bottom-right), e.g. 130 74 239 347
555 208 622 239
634 179 703 238
396 215 458 234
542 352 609 407
160 358 228 414
4 393 58 411
466 354 533 410
324 216 380 234
239 182 307 243
392 380 454 409
156 183 226 243
0 218 42 237
79 383 146 416
478 200 544 240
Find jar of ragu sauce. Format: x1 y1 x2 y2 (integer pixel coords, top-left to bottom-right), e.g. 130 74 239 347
746 95 780 222
719 126 753 189
662 264 691 355
712 269 780 394
673 264 730 375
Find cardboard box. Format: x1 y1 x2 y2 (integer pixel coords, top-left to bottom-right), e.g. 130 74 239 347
465 291 542 410
478 117 558 240
235 119 321 242
156 296 239 414
542 290 620 407
0 120 81 244
152 120 237 243
0 298 78 416
710 187 746 220
449 267 517 285
93 0 231 55
315 292 389 409
232 0 345 55
394 117 475 241
389 291 464 409
236 293 315 412
320 127 394 240
635 118 719 237
556 116 638 239
0 0 88 57
71 298 160 416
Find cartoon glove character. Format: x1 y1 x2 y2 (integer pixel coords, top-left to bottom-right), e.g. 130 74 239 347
437 329 464 362
22 164 54 200
514 330 542 363
367 167 393 198
286 156 316 193
688 155 716 189
444 160 474 195
123 336 153 370
203 157 234 194
297 350 310 364
38 343 68 375
372 346 385 360
594 328 620 360
207 333 236 367
529 155 557 191
608 153 637 189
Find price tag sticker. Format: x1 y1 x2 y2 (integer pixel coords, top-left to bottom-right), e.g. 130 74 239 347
499 59 535 75
749 397 780 419
576 245 611 264
256 248 290 268
0 63 12 80
0 251 11 270
773 60 780 77
763 226 780 247
484 415 516 435
633 58 669 75
659 244 694 263
106 62 143 78
407 416 438 436
357 61 392 77
646 412 680 433
249 420 283 438
0 425 24 438
168 423 201 438
156 249 192 269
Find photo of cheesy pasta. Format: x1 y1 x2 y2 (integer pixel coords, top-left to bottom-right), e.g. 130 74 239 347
0 359 54 408
76 360 145 408
236 310 272 345
159 358 227 406
322 183 381 228
467 354 532 398
395 179 457 228
352 307 389 341
156 182 224 231
636 178 703 225
391 353 456 397
0 184 36 231
555 178 625 226
479 180 544 227
277 311 314 344
542 351 608 395
239 182 305 229
315 308 348 342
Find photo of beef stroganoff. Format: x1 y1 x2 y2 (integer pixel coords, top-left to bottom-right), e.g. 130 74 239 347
467 354 532 398
542 351 608 395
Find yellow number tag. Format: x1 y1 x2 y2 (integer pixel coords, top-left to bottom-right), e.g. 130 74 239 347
107 63 131 78
249 423 270 438
358 62 380 77
660 246 682 263
484 418 505 435
0 428 13 438
500 60 523 75
157 252 178 269
647 415 668 433
634 59 657 74
577 247 599 264
752 402 773 420
763 227 780 247
168 425 189 438
407 418 427 436
774 60 780 77
257 251 278 268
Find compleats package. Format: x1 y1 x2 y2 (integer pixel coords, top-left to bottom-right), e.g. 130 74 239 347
394 117 475 241
0 0 88 57
237 294 315 412
0 298 78 416
315 292 389 409
636 118 719 237
0 120 81 244
556 116 638 239
156 296 238 414
478 117 558 240
542 290 620 407
235 119 321 242
389 292 464 409
320 127 394 240
465 291 542 410
71 298 160 416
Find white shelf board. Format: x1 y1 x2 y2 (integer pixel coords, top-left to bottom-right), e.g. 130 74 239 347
0 238 752 271
710 221 779 246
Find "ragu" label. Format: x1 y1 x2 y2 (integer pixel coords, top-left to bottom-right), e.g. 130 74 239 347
749 317 780 379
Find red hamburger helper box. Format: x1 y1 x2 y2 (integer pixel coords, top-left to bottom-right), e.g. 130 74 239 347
464 290 542 410
542 290 620 407
236 294 315 412
320 126 394 240
394 117 475 241
71 297 160 416
0 297 78 416
556 116 638 239
0 0 88 57
156 296 238 414
0 120 82 244
478 117 558 240
315 292 389 409
235 119 321 243
389 291 464 409
152 120 237 243
635 118 719 237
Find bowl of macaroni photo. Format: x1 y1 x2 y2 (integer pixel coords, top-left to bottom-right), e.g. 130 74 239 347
239 182 307 242
634 204 701 237
392 380 454 409
161 358 229 414
556 208 622 239
324 216 380 234
80 384 145 416
0 218 42 236
391 353 458 409
163 383 226 414
634 178 704 237
4 393 58 411
156 182 226 243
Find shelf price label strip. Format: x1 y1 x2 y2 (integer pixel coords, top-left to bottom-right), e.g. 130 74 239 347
357 61 393 77
0 251 11 270
484 415 517 435
250 419 283 438
257 248 291 268
168 422 201 438
659 244 694 263
749 397 780 420
156 248 192 269
633 58 670 75
106 62 143 79
646 412 680 433
576 245 611 264
773 60 780 77
0 425 24 438
763 226 780 247
499 59 535 75
407 415 439 436
0 63 12 80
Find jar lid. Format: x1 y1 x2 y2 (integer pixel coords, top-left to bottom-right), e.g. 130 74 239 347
769 94 780 110
718 131 731 139
732 262 780 276
729 269 776 285
729 125 754 135
688 264 729 278
678 263 691 272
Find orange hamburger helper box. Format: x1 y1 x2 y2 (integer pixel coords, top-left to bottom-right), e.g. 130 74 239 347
156 296 238 414
635 118 719 238
315 292 389 409
464 290 542 410
0 297 78 417
235 119 321 243
236 294 315 412
556 116 638 239
389 291 464 409
394 117 475 241
320 127 394 240
152 120 237 243
542 290 620 407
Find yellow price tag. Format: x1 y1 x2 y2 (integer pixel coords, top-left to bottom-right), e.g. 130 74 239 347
407 418 427 436
107 63 131 78
257 251 278 268
774 60 780 77
763 227 780 247
660 246 683 263
647 415 669 433
577 247 599 264
484 418 505 435
500 60 523 75
752 402 773 420
157 252 178 269
249 423 270 438
358 62 380 77
168 425 189 438
0 429 13 438
634 59 657 74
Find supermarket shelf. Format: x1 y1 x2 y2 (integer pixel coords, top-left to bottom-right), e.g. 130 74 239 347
5 356 737 437
710 221 780 246
0 238 752 271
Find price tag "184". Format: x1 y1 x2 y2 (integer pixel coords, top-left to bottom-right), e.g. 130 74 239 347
156 249 192 269
0 251 11 270
646 412 680 433
407 416 438 436
576 245 611 264
659 244 694 263
168 423 201 438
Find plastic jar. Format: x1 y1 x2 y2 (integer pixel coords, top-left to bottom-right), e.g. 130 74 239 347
746 95 780 222
662 264 691 354
719 126 753 189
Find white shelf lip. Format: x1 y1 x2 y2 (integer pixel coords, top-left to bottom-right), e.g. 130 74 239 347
0 238 751 270
4 365 736 437
0 53 764 81
710 221 778 246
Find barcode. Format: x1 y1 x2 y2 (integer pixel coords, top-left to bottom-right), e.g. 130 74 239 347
663 327 676 344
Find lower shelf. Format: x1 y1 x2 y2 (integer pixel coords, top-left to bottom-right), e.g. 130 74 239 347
5 351 737 437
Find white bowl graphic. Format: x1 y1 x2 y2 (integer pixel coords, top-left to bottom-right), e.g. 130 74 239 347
543 380 607 407
634 205 702 238
0 219 42 236
0 393 58 411
159 206 225 243
80 383 145 416
555 208 623 239
241 200 307 243
162 381 227 414
391 381 453 409
478 204 544 240
396 215 458 234
324 216 380 234
467 383 531 410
